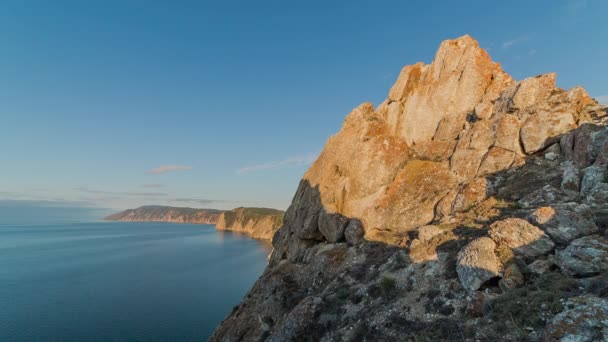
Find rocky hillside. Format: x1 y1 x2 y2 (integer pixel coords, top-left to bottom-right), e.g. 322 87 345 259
216 207 285 240
211 35 608 341
105 205 223 224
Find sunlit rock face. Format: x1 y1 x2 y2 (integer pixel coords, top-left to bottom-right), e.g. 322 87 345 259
211 35 608 341
272 34 597 255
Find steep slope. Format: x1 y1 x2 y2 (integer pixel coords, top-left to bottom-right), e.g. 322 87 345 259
105 205 223 224
211 35 608 341
216 207 285 240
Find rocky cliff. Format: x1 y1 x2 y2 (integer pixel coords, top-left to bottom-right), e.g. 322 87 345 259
211 35 608 341
105 205 223 224
216 207 285 240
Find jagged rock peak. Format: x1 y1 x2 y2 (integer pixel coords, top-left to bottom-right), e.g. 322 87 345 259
211 35 608 342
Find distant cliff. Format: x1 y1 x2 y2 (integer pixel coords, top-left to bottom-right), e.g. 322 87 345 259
104 205 224 224
105 205 285 240
216 207 284 240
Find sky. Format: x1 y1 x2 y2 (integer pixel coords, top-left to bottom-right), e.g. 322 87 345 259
0 0 607 211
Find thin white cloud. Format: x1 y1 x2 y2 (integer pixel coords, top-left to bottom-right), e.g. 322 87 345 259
146 165 192 174
238 153 318 174
596 95 608 105
141 184 164 188
502 36 529 50
75 187 168 197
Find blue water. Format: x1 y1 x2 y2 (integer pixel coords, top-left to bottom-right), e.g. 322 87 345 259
0 219 271 341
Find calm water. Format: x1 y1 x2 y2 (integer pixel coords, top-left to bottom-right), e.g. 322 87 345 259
0 219 271 341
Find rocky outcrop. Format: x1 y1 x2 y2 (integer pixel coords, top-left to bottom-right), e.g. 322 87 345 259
104 205 223 224
211 35 608 341
215 207 284 240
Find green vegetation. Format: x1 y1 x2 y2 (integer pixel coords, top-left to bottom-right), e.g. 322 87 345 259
487 272 577 329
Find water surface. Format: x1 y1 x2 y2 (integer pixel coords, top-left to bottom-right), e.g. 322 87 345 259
0 220 271 341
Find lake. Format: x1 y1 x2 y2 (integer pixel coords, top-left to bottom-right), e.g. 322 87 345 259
0 218 271 341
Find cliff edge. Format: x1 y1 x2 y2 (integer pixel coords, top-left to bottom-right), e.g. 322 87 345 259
104 205 223 224
216 207 285 240
211 35 608 341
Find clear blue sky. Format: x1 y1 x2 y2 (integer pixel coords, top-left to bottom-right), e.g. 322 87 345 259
1 0 606 211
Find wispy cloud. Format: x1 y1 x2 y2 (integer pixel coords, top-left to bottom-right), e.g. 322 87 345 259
141 184 164 188
596 95 608 105
171 198 227 205
502 36 529 50
237 153 318 174
146 165 192 174
75 187 168 197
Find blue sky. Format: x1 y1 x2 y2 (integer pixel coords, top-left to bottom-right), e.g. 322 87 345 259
1 0 606 211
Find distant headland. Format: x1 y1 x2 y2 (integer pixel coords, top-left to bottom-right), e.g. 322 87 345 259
105 205 284 240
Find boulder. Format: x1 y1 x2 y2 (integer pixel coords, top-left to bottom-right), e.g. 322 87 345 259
580 165 606 196
318 209 349 243
452 178 493 212
528 206 598 245
417 225 443 242
499 263 524 291
557 235 608 276
494 115 522 153
488 218 555 259
457 237 502 292
520 111 576 154
344 220 364 245
477 147 517 176
561 161 581 194
544 296 608 341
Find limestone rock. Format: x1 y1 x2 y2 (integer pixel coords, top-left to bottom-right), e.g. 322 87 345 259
557 235 608 276
318 209 349 243
499 263 524 291
457 237 502 292
452 178 493 212
364 160 458 242
488 218 555 259
417 225 443 242
344 219 364 245
561 161 581 194
520 111 576 154
494 115 522 153
544 296 608 341
529 206 598 244
477 147 517 176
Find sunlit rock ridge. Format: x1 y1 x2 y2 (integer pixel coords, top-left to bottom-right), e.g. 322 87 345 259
212 35 608 341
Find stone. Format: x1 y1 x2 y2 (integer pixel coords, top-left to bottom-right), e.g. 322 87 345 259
488 218 555 259
397 35 513 145
499 263 524 291
364 160 458 242
417 225 443 242
494 115 522 153
544 296 608 341
457 237 502 292
557 235 608 276
477 147 517 176
581 165 607 196
450 148 487 181
527 259 554 275
297 210 323 240
529 206 598 245
344 220 364 245
452 178 493 212
520 111 576 154
543 143 561 161
317 209 349 243
561 161 581 194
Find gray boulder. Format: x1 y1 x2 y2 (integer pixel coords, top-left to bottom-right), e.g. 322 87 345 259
529 205 598 244
457 237 502 292
488 218 555 259
557 235 608 276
